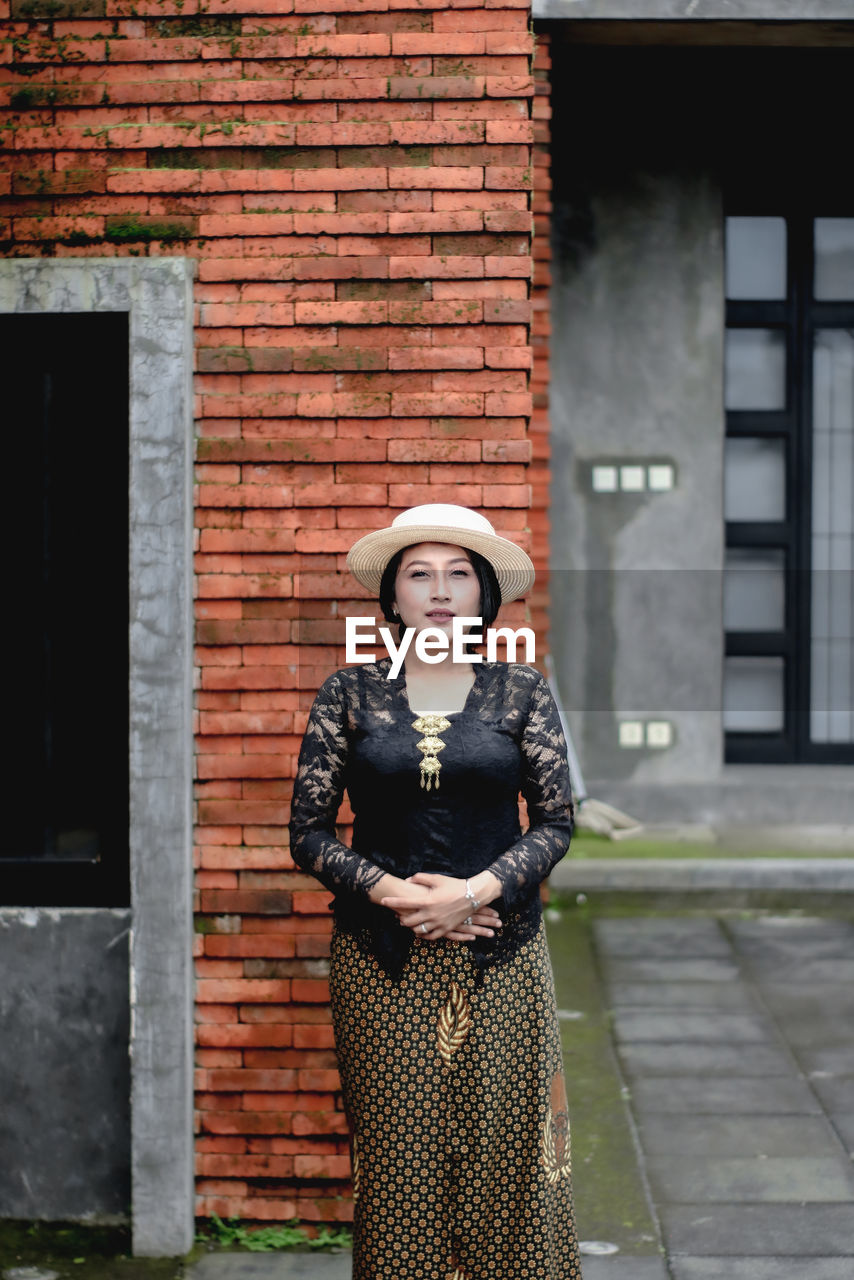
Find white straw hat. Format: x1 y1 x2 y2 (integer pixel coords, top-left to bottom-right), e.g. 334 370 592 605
345 503 535 603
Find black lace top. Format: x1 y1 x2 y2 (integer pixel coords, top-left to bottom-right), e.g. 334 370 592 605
287 656 574 985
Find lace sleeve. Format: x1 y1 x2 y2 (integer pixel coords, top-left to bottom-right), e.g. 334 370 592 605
288 672 386 899
485 671 574 907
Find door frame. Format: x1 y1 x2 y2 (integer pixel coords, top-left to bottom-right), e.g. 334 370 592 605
0 258 196 1256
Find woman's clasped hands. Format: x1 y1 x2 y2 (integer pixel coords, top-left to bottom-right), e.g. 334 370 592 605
373 870 503 942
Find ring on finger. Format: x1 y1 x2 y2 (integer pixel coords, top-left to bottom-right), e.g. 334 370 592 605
464 915 472 926
419 922 427 934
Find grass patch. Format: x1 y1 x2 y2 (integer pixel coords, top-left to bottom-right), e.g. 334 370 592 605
545 905 661 1256
196 1214 351 1252
569 833 852 860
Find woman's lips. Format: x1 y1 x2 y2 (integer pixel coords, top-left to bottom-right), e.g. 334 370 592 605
426 611 454 620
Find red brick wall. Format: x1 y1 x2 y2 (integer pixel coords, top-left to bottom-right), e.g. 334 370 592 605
531 28 552 646
2 0 540 1229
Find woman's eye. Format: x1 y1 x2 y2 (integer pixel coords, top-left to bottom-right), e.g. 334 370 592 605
408 568 470 577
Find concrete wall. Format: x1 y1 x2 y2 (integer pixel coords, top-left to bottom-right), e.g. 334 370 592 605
0 910 131 1220
545 38 852 820
0 259 195 1256
533 2 854 20
547 53 725 787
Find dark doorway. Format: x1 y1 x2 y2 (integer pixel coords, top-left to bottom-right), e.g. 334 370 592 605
1 312 130 905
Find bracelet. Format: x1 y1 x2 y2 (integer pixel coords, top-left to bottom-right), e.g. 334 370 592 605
464 879 481 911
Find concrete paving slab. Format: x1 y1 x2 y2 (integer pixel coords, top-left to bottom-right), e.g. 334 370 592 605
182 1247 660 1280
646 1156 854 1203
612 1011 773 1043
617 1043 794 1076
743 958 854 984
594 919 729 958
831 1114 854 1153
727 918 854 959
801 1046 854 1074
766 1018 854 1050
630 1076 822 1114
810 1076 854 1113
661 1203 854 1255
579 1258 669 1280
607 982 754 1010
186 1253 350 1280
554 858 854 892
601 959 740 983
670 1259 854 1280
635 1114 841 1157
758 982 854 1021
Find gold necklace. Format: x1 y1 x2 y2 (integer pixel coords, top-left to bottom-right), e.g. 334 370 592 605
411 713 452 791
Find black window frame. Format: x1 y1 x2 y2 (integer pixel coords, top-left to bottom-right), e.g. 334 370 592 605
724 198 854 765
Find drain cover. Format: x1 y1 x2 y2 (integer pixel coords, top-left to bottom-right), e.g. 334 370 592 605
579 1241 620 1257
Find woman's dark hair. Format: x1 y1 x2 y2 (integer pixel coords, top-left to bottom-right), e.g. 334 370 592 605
378 545 502 643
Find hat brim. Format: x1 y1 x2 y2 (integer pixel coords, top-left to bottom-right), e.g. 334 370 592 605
345 524 535 604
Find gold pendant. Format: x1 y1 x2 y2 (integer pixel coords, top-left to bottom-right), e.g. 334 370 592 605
412 714 451 791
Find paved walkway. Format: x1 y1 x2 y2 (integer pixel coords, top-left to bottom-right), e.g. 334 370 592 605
593 912 854 1279
186 912 854 1280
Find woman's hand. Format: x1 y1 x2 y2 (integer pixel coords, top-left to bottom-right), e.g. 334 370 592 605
380 871 503 942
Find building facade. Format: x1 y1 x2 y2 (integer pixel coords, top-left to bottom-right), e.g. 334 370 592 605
1 0 851 1257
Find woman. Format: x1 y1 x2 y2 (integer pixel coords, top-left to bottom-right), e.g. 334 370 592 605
288 503 582 1280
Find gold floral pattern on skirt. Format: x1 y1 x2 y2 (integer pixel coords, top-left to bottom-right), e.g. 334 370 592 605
330 920 582 1280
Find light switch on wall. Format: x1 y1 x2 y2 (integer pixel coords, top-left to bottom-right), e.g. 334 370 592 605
647 464 675 491
646 721 673 748
618 721 645 747
619 465 645 491
592 465 618 492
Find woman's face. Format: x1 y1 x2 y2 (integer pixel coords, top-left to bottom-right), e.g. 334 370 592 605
392 542 482 637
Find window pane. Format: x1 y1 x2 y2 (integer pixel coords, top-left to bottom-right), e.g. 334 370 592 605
726 216 787 300
724 548 786 632
814 218 854 300
725 329 786 410
723 657 785 733
811 329 854 743
724 436 786 522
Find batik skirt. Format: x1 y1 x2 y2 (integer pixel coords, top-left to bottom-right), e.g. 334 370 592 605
329 919 583 1280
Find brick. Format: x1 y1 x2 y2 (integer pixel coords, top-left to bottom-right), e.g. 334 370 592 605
303 297 391 326
293 167 388 191
485 166 533 190
198 1154 296 1177
389 122 484 145
388 211 482 234
208 1069 298 1091
200 890 293 915
196 979 292 1004
293 1154 350 1179
388 300 481 325
485 119 534 144
293 1025 336 1050
389 166 483 191
434 10 528 30
388 348 483 372
388 76 484 100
